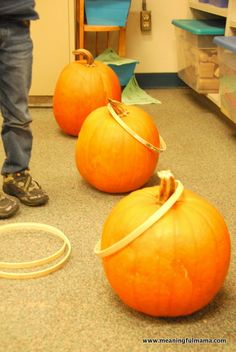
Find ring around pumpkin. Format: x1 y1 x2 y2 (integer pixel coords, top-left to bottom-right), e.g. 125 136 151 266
75 100 165 193
95 170 231 317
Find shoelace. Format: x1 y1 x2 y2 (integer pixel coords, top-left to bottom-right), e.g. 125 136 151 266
15 173 41 192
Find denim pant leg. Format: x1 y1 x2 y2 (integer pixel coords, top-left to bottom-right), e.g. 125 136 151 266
0 21 33 175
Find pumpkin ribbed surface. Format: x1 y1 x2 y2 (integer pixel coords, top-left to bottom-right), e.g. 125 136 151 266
100 177 231 317
75 103 160 193
53 49 121 136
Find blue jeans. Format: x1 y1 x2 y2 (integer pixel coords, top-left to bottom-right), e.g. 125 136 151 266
0 20 33 175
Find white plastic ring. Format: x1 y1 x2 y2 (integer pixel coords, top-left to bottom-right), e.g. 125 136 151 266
107 102 167 153
0 222 71 279
94 180 184 258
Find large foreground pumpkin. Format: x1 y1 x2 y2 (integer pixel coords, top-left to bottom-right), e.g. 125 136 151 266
75 100 165 193
53 49 121 136
95 170 231 317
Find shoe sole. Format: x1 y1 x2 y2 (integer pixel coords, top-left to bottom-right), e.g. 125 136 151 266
0 202 19 219
19 196 49 207
3 186 49 207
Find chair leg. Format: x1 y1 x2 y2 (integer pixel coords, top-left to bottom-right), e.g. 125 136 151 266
95 32 99 56
79 27 84 49
106 32 110 49
118 27 126 57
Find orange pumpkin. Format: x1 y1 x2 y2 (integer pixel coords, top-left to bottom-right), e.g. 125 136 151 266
53 49 121 136
95 171 231 317
75 100 165 193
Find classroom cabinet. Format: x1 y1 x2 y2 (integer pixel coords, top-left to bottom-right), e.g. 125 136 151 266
188 0 236 122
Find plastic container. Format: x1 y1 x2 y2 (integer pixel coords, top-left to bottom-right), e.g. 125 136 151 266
85 0 131 26
209 0 228 8
171 19 225 93
213 36 236 122
108 62 137 86
96 48 139 86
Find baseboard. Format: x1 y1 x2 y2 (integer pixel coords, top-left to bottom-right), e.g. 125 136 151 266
29 95 53 108
28 74 186 108
135 73 187 89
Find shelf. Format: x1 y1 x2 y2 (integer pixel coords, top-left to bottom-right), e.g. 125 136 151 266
230 20 236 28
221 106 236 123
189 1 228 17
187 1 236 123
206 93 221 107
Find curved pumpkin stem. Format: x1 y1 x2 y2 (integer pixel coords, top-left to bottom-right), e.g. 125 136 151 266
108 98 129 117
157 170 176 204
72 48 95 66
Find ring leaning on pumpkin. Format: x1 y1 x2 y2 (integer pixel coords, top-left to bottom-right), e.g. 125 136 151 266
75 99 166 193
95 170 231 317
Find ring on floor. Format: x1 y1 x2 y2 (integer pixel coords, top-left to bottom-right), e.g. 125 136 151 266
0 222 71 280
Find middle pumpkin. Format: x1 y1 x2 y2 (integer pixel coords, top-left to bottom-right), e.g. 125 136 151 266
75 99 165 193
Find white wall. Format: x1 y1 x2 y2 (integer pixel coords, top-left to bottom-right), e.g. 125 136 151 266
125 0 192 72
30 0 75 95
30 0 192 95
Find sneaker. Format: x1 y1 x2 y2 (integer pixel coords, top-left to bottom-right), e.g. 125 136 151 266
3 170 49 207
0 192 19 219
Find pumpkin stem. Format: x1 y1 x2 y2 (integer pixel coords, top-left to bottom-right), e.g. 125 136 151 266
72 49 94 66
108 99 129 117
157 170 176 204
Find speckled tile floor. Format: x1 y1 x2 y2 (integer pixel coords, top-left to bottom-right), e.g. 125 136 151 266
0 88 235 352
